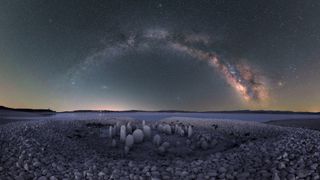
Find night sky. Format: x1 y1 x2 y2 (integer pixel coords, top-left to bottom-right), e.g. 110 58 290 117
1 0 320 112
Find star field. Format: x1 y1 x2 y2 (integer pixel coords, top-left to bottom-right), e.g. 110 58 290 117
0 0 320 112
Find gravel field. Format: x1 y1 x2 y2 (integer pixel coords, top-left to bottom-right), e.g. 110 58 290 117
1 117 320 180
266 119 320 131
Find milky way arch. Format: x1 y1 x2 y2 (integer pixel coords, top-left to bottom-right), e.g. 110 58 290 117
68 28 269 103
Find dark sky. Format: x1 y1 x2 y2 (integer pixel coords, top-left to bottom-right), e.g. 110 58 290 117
1 0 320 111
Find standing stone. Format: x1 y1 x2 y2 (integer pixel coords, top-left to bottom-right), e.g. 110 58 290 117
120 125 126 142
164 124 172 135
153 134 161 146
162 142 170 149
201 141 208 150
142 120 146 127
188 126 193 138
125 135 134 148
111 139 117 147
127 122 132 134
115 122 120 135
179 128 185 137
133 129 144 143
109 126 114 138
124 146 130 154
143 125 152 139
158 146 166 154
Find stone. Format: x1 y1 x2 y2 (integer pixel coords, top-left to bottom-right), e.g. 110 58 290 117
109 126 114 138
282 152 288 158
143 125 152 139
163 124 172 135
142 120 146 127
115 122 121 135
127 122 132 133
187 126 193 138
133 129 144 143
181 171 188 177
201 141 208 150
38 176 47 180
153 134 161 146
287 174 296 180
32 161 41 167
120 125 126 142
49 176 58 180
278 162 286 169
297 170 310 178
162 142 170 149
111 139 117 147
57 165 64 172
124 146 130 154
272 172 280 180
218 167 227 173
158 146 166 154
125 135 134 148
237 172 250 179
179 129 185 137
98 171 106 176
23 163 29 171
313 174 320 180
15 176 25 180
310 163 318 170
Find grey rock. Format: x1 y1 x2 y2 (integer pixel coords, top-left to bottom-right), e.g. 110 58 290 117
98 171 106 176
310 163 318 170
218 167 227 173
153 134 161 146
181 171 188 177
201 141 208 150
272 172 280 180
132 129 144 143
125 135 134 148
37 176 47 180
287 174 296 180
49 176 58 180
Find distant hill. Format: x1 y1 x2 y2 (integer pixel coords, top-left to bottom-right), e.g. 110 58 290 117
1 105 319 115
204 110 320 115
62 109 320 115
0 106 55 113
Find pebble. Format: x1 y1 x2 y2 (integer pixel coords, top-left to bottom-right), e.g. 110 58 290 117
287 174 296 180
49 176 58 180
272 172 280 180
218 167 227 173
98 171 106 176
311 163 318 170
23 163 29 171
38 176 47 180
181 171 188 176
201 141 208 150
278 162 286 169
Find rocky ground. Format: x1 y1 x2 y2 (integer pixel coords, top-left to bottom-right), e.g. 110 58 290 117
266 118 320 131
0 117 320 180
